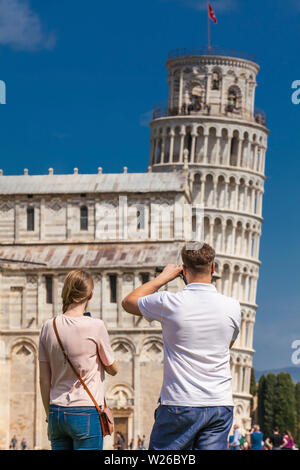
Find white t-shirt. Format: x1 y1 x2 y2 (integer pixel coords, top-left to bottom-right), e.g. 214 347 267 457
138 282 241 407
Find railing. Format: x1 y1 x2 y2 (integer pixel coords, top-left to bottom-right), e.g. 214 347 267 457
168 46 257 64
152 100 266 126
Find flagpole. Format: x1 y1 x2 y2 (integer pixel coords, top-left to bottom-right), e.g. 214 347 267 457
207 1 211 50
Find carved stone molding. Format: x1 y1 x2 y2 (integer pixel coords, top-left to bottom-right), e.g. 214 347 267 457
47 198 64 211
26 275 37 284
0 202 13 212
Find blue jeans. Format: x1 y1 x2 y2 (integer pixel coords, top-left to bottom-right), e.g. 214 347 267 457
48 404 103 450
149 404 234 450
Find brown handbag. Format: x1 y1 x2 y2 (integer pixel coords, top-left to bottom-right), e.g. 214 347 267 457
52 317 114 437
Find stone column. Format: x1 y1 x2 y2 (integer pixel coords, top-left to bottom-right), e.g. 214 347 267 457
250 276 256 303
253 143 259 171
248 142 252 169
252 235 257 260
247 231 252 257
203 131 209 164
161 130 166 163
214 132 221 165
231 224 237 255
203 129 209 163
179 126 186 162
209 221 214 246
228 269 233 297
212 180 218 207
190 128 197 163
168 128 174 164
221 220 226 253
244 140 250 168
239 226 245 257
257 191 263 216
234 272 241 300
226 134 232 166
249 321 255 349
245 366 251 393
246 275 251 303
255 233 260 258
200 176 205 204
251 188 256 214
240 318 246 349
238 365 243 393
235 185 240 212
237 139 242 167
256 147 261 172
225 180 231 207
252 277 258 301
222 180 229 209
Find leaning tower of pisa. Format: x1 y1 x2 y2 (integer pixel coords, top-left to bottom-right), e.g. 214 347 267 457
149 47 269 430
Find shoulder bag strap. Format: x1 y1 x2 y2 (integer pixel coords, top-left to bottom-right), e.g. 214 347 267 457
52 317 103 415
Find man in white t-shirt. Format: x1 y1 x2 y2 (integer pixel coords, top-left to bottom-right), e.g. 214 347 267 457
121 242 241 450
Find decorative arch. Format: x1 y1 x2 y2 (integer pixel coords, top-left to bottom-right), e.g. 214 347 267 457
226 85 242 113
106 383 134 409
111 338 136 362
139 337 164 363
211 68 222 90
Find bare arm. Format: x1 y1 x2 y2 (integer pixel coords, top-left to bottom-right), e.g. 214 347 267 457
39 361 51 417
122 264 183 316
280 437 288 448
104 360 118 376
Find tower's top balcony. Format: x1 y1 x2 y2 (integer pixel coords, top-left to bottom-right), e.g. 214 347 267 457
154 46 265 127
167 46 258 65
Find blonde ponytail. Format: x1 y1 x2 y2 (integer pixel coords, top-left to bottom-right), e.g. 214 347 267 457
61 270 94 313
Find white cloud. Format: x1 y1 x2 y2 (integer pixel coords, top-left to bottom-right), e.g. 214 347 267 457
140 110 153 127
0 0 56 51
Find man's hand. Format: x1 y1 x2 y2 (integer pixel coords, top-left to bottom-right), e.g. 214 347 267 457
122 264 183 316
156 264 183 284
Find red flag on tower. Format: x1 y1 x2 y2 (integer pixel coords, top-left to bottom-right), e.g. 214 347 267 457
208 3 217 24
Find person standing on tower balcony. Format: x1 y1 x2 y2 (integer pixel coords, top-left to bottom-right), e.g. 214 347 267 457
122 242 241 450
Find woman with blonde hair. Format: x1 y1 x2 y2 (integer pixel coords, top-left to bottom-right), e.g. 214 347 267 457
38 269 117 450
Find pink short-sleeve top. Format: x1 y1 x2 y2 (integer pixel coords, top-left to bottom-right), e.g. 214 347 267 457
38 314 115 407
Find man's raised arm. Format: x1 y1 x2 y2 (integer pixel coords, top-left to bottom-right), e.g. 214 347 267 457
121 264 183 316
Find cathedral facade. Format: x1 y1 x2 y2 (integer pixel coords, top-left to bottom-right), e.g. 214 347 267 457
0 47 268 449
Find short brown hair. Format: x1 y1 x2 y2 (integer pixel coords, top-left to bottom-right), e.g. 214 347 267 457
61 269 94 313
181 242 215 275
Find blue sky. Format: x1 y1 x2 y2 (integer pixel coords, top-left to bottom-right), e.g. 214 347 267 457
0 0 300 371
